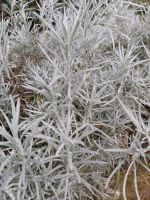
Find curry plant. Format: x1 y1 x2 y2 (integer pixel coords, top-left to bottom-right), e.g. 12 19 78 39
0 0 150 200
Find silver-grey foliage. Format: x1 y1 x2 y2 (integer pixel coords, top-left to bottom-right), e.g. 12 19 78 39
0 0 150 200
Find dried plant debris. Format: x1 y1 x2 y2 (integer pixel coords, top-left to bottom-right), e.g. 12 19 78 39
0 0 150 200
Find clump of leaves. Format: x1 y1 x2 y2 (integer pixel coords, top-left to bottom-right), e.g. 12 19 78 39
0 0 150 200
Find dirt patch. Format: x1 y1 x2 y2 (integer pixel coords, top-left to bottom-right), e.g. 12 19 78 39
110 164 150 200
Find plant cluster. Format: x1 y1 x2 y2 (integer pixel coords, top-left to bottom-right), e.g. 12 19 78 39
0 0 150 200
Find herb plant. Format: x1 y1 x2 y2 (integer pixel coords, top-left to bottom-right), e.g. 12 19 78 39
0 0 150 199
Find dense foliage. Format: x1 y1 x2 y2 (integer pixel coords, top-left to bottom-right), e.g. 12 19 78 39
0 0 150 200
